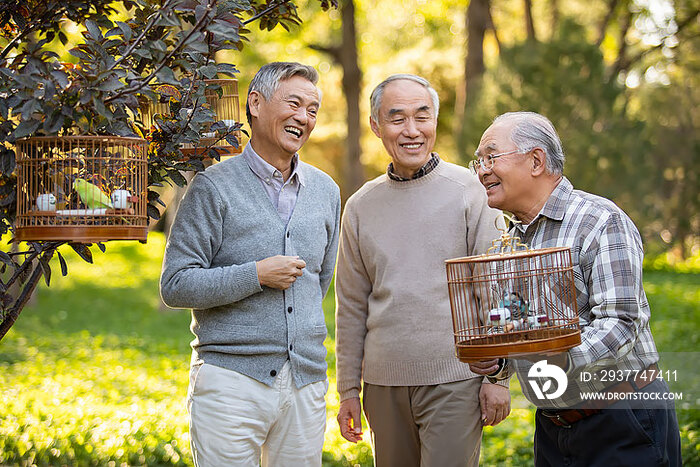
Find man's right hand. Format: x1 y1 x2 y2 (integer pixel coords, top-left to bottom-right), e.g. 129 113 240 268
337 397 363 443
256 255 306 290
469 359 502 376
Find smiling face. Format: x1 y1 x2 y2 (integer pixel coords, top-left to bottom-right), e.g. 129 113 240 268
248 75 320 164
476 121 536 220
370 79 437 178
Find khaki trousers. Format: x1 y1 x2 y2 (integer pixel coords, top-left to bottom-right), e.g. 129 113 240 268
363 378 483 467
187 362 327 467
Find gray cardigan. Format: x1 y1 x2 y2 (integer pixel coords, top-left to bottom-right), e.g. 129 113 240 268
160 153 341 388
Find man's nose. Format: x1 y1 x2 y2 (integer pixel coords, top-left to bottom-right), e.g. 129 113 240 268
292 108 308 124
402 119 420 137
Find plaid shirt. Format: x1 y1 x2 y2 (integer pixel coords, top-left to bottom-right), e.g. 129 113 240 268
387 153 440 181
509 177 659 408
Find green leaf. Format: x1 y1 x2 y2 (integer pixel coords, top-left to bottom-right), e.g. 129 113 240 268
85 20 103 41
167 169 187 187
69 243 93 264
38 257 51 287
97 77 123 92
13 120 41 139
56 251 68 276
199 64 218 79
155 67 179 85
116 21 132 41
147 204 161 220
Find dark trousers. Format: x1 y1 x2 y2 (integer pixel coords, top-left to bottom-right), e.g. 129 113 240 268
534 379 682 466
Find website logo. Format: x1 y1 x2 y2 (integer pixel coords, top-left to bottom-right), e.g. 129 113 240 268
527 360 568 400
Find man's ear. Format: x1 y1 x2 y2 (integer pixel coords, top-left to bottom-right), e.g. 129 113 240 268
531 148 547 176
248 91 262 119
370 117 381 138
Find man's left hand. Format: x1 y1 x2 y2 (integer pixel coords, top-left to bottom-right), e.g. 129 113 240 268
479 383 511 426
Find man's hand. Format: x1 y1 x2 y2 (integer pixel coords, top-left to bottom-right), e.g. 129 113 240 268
479 383 511 426
469 359 501 376
337 397 363 443
256 255 306 290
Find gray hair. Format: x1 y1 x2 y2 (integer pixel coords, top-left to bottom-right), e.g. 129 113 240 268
493 111 565 175
246 62 320 125
369 74 440 123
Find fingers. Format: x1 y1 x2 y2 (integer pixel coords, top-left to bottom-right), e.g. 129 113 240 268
469 359 500 376
256 255 307 289
337 398 363 443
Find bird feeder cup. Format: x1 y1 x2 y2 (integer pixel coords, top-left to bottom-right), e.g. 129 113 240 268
445 233 581 363
14 136 148 243
142 79 243 157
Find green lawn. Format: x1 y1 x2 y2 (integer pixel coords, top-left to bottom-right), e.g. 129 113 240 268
0 234 697 466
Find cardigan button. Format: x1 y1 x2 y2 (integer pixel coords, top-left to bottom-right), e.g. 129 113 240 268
270 370 277 377
287 306 293 313
286 231 290 238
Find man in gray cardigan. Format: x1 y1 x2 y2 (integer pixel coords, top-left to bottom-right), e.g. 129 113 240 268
160 62 341 467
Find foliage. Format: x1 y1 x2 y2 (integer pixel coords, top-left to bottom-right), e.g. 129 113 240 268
0 236 697 465
0 0 337 340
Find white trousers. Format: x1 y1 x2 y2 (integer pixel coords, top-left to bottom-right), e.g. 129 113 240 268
187 362 328 467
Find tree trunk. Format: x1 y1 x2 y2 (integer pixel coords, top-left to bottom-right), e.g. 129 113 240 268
524 0 537 42
338 0 364 202
456 0 491 158
309 0 364 202
550 0 560 37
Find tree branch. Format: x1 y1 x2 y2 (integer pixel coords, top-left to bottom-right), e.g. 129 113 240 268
0 247 57 340
242 0 293 26
104 0 216 104
109 0 175 72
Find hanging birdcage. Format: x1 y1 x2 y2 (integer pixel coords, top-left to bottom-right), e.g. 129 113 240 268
141 79 243 157
14 136 148 243
445 227 581 362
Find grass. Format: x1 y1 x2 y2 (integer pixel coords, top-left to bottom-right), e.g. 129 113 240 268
0 233 697 466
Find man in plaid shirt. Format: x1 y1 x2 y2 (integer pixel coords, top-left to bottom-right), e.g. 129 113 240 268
468 111 681 466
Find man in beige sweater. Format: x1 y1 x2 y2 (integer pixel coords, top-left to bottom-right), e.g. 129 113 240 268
335 74 510 467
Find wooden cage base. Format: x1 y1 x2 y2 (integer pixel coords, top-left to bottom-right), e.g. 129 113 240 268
15 225 148 243
455 328 581 362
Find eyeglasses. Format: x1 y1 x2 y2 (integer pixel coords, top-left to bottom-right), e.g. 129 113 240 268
468 148 529 174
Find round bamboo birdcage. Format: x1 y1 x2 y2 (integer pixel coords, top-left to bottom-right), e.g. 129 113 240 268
445 241 581 362
14 136 148 243
141 79 243 157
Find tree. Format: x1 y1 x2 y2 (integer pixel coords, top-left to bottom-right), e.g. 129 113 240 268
0 0 337 340
310 0 364 202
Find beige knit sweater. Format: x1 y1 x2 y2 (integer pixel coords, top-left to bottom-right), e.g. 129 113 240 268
335 160 504 401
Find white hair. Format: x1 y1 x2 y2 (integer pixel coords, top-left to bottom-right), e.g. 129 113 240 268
493 111 565 175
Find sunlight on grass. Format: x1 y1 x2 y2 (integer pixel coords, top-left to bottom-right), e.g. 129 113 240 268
0 235 697 465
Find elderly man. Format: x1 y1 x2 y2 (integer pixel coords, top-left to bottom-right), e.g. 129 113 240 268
469 111 681 466
335 74 510 467
160 62 340 466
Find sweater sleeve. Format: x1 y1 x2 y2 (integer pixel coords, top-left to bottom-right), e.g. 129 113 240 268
319 186 341 298
160 173 263 309
335 199 372 401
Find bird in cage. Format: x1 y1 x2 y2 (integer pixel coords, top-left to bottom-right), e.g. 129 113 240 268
497 291 529 332
73 178 113 210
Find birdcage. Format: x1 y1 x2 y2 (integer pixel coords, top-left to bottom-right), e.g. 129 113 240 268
141 79 243 157
445 231 581 362
14 136 148 243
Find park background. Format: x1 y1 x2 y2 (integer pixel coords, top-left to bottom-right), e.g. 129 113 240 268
1 0 698 465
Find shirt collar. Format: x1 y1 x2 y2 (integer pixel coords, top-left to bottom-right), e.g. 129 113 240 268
387 153 440 181
512 176 571 233
243 144 305 186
